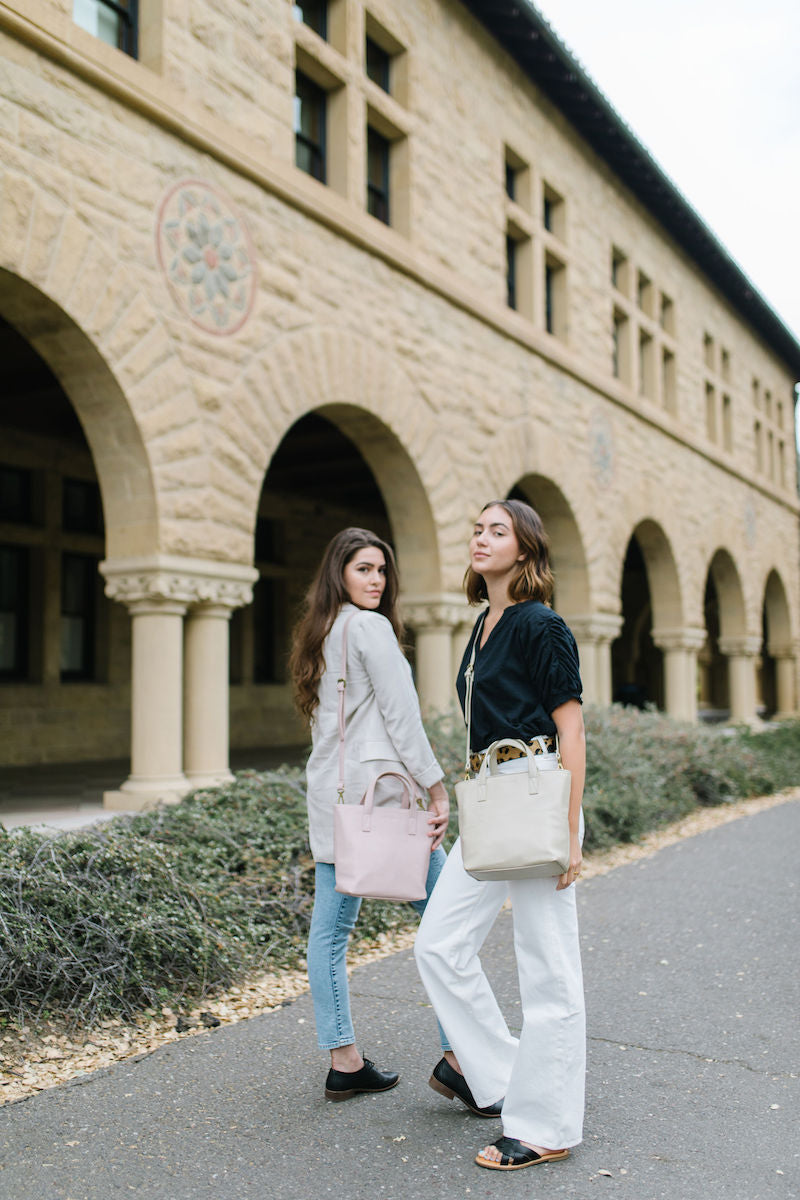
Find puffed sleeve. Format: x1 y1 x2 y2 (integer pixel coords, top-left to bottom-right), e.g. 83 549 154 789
351 611 444 788
520 609 582 715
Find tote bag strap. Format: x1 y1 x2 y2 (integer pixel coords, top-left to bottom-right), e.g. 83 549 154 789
462 609 487 779
337 610 359 802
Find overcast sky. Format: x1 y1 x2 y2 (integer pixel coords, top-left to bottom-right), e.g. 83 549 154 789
533 0 800 346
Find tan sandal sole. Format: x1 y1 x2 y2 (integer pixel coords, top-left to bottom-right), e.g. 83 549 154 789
475 1148 570 1170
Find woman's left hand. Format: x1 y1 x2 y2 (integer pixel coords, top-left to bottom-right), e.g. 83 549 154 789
556 832 583 891
426 782 450 851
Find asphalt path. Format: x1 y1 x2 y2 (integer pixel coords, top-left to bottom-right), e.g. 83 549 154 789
0 800 797 1200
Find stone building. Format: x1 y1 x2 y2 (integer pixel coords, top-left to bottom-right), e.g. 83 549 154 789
1 0 798 808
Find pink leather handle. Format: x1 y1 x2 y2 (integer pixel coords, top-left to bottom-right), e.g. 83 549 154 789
360 770 425 834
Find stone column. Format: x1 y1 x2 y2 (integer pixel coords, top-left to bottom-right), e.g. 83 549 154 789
768 641 798 717
100 556 257 810
718 635 762 725
569 614 623 706
183 569 255 786
404 595 471 717
105 595 189 809
184 605 234 788
651 628 707 722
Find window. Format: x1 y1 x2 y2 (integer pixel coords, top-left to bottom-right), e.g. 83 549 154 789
637 270 653 316
721 347 731 381
705 383 717 441
502 149 532 318
63 478 103 534
364 12 407 104
0 466 32 524
294 71 327 183
544 254 566 338
73 0 138 57
544 260 555 332
722 393 733 451
365 36 390 91
506 236 518 310
60 554 97 681
542 183 565 238
754 419 763 472
611 247 628 292
505 161 516 201
639 329 654 397
540 187 567 339
611 257 674 405
612 308 629 382
292 1 327 39
0 545 28 680
366 127 390 224
703 332 715 371
506 160 520 200
662 348 676 413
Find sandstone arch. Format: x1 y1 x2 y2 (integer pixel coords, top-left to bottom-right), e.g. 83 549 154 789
0 269 158 559
239 328 463 593
759 568 796 716
0 171 205 559
507 474 591 618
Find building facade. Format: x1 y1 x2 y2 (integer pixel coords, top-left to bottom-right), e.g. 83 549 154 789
1 0 798 808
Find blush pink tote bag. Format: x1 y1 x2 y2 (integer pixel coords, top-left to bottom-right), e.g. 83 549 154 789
334 769 431 901
332 612 431 901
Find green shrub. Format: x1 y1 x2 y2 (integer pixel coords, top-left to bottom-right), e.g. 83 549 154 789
1 711 798 1026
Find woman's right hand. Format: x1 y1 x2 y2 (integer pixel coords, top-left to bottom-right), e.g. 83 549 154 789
426 781 450 851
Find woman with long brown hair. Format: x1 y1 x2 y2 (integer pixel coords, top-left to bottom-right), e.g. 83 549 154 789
415 499 586 1171
289 527 452 1102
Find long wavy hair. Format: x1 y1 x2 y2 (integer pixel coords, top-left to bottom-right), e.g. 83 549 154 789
289 527 403 721
464 498 555 605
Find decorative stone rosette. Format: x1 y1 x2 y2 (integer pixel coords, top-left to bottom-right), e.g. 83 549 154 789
155 179 257 336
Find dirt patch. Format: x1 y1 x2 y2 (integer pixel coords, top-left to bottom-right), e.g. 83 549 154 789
2 787 796 1106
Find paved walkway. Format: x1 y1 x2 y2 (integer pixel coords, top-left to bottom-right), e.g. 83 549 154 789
0 800 797 1200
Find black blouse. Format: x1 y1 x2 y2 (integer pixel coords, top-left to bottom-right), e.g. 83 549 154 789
456 600 582 752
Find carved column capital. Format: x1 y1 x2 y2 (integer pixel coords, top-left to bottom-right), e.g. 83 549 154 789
568 612 624 644
767 640 798 661
717 635 763 659
402 593 473 632
651 626 708 653
100 555 259 611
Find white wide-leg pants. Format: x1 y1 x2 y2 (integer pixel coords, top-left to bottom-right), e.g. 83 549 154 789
415 757 585 1149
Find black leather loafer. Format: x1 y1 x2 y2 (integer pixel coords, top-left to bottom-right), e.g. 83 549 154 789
324 1057 400 1101
429 1057 503 1117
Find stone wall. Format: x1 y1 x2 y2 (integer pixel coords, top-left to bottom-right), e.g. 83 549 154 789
0 0 797 776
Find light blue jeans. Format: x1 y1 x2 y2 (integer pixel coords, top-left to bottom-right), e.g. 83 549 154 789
308 846 450 1052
